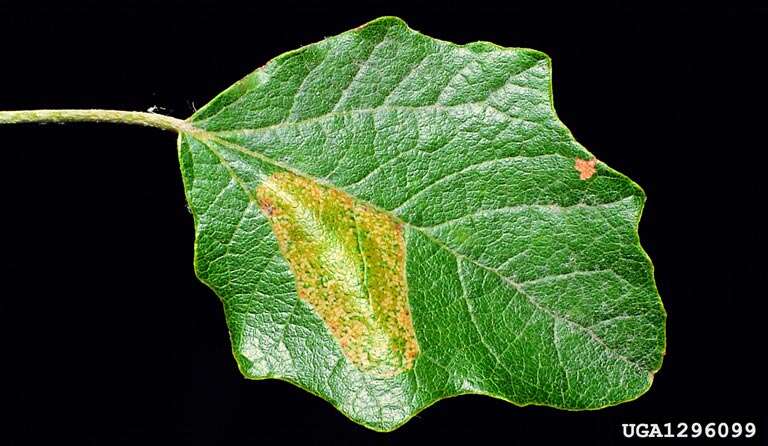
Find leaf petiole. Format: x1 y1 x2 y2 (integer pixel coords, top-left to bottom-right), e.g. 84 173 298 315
0 109 188 133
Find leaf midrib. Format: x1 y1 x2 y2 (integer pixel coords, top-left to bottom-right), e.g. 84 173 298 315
182 124 650 377
199 100 545 137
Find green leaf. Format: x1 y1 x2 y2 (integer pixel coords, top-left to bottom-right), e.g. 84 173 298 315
177 16 665 431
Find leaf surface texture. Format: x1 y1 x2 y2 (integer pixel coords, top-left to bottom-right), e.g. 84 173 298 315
176 17 666 431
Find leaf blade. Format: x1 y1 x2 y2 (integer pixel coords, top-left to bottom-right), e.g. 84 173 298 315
177 16 665 431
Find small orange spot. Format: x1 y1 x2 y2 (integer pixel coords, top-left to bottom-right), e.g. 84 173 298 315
259 198 275 216
575 158 597 180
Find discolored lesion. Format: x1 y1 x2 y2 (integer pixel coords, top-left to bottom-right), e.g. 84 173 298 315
256 171 419 377
574 157 597 180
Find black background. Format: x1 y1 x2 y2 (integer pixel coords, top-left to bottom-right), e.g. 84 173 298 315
1 2 765 445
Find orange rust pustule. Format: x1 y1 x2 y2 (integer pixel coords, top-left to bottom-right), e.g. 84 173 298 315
259 198 275 217
256 171 420 377
575 157 597 180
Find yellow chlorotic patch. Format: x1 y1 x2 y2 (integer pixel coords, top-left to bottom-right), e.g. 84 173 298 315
256 172 419 377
